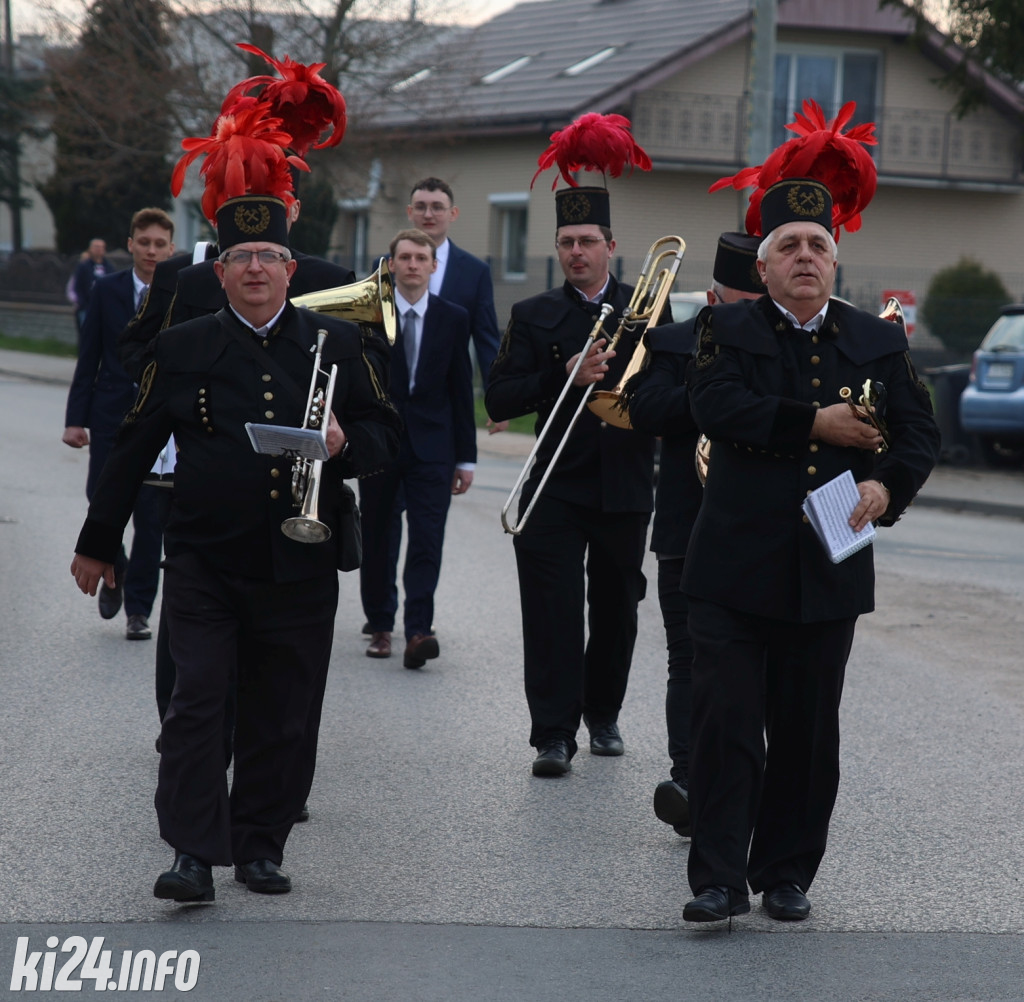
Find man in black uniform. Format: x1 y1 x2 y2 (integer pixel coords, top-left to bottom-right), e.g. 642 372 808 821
680 178 940 924
486 185 656 777
70 193 401 902
625 232 764 837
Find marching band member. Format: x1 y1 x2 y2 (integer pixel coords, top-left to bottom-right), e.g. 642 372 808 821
486 114 662 777
70 147 400 904
681 103 940 923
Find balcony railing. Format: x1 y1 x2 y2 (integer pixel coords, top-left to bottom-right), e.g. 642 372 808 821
632 92 1024 186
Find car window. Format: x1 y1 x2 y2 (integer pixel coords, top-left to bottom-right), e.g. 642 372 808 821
981 313 1024 351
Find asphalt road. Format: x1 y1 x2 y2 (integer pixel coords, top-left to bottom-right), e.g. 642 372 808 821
1 370 1023 1001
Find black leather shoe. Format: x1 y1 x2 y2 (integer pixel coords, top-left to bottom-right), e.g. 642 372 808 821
762 882 811 921
532 739 572 777
653 779 691 836
153 853 214 902
126 614 152 640
296 802 310 823
588 721 624 756
234 859 292 894
98 574 123 620
683 885 750 923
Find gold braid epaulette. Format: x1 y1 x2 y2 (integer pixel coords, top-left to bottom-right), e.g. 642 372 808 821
693 308 718 371
125 361 157 424
494 316 516 368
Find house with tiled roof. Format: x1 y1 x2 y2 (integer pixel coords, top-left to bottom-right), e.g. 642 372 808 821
333 0 1024 356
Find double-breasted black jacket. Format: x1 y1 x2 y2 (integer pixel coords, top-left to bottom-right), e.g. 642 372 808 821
77 303 401 583
485 277 656 514
682 296 940 623
624 319 702 556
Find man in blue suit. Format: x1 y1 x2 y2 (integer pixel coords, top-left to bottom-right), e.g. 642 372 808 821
406 178 504 415
63 208 177 639
360 228 477 668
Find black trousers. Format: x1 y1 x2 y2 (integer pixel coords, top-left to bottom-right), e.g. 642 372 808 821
686 597 856 896
155 551 338 867
657 556 692 787
512 495 649 753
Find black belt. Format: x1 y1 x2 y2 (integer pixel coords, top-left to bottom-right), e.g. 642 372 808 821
142 472 175 488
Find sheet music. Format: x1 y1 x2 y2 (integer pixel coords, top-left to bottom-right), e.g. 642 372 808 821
245 423 329 462
801 469 876 564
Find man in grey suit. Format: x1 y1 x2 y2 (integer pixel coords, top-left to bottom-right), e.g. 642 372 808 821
405 177 506 431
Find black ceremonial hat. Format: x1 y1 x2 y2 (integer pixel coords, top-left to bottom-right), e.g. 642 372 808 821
215 195 289 252
555 186 611 229
713 232 764 295
759 178 833 237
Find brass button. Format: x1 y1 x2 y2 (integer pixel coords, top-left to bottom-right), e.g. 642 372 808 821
811 377 821 388
201 416 209 424
270 468 280 478
262 374 272 382
809 443 819 453
802 514 810 523
262 339 270 348
264 392 274 401
265 410 274 419
199 407 207 414
198 387 206 394
812 401 820 408
810 355 820 365
270 489 279 500
807 465 817 475
811 335 819 344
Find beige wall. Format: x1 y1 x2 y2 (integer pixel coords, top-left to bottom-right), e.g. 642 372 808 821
0 135 57 251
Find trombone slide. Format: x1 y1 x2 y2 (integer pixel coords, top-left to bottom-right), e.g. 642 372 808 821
500 303 615 535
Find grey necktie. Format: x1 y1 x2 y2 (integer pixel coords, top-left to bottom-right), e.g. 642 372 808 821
135 284 148 310
403 310 418 374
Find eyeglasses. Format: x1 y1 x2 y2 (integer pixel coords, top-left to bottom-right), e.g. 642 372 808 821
220 249 291 266
410 202 452 216
556 237 606 251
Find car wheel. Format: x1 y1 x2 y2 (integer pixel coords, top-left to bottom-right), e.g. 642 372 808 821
978 437 1024 469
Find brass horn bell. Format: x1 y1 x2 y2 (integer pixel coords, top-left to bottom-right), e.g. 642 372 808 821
291 258 397 345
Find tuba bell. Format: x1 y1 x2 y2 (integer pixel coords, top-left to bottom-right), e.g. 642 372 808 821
292 258 397 346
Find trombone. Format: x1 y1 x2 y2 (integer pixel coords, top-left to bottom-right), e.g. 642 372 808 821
500 235 685 535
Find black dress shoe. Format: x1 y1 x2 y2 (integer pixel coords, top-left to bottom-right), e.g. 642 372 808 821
296 802 310 823
588 721 624 756
683 885 750 923
653 779 691 836
153 853 214 902
98 574 123 620
762 882 811 921
126 614 152 640
234 859 292 894
532 739 572 777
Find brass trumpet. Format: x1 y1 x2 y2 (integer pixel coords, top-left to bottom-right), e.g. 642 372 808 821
282 330 338 543
500 235 685 535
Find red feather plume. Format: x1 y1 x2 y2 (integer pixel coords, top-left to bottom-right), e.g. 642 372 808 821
710 99 878 239
222 43 347 157
170 95 308 225
532 112 652 190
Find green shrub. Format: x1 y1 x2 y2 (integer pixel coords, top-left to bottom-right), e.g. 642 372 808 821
921 258 1012 356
